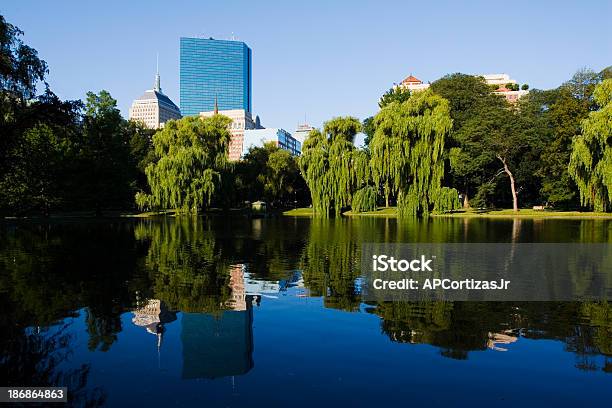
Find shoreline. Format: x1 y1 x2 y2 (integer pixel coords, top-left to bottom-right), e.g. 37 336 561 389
5 207 612 221
284 207 612 219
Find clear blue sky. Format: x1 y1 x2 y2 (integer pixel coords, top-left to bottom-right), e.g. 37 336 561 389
3 0 611 145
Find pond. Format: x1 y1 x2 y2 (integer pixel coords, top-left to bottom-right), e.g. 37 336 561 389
1 216 611 407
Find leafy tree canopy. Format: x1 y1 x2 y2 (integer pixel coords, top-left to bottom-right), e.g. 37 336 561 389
372 90 453 216
299 116 363 216
136 115 231 212
569 79 612 211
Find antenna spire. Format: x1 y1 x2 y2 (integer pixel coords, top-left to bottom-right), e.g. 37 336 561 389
154 53 161 92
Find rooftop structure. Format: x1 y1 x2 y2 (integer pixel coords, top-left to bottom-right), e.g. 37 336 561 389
482 73 515 86
398 74 430 92
129 64 181 129
482 74 529 102
293 123 315 145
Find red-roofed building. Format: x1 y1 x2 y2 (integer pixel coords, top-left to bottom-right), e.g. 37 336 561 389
398 74 430 92
402 75 422 84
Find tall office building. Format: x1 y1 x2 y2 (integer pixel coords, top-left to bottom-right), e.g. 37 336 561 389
180 37 252 116
129 69 181 129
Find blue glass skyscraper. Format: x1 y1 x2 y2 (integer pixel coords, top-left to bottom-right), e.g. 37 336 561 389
180 37 252 116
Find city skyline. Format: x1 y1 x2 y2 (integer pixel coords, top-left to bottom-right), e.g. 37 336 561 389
2 0 612 146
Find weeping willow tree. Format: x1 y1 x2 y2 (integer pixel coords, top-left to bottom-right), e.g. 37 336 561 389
298 117 364 216
352 186 377 213
135 115 231 213
569 79 612 212
371 90 454 217
433 186 461 213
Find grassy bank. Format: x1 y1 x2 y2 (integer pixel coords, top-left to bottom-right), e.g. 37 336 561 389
284 207 396 217
342 208 398 217
284 207 612 219
434 208 612 219
283 208 314 216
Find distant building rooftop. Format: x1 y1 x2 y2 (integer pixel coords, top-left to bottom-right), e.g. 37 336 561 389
401 75 422 84
135 89 180 111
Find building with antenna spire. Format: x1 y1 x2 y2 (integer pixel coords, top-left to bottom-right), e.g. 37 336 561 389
129 59 182 129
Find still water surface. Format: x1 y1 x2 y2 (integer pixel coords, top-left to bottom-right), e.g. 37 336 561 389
1 216 611 406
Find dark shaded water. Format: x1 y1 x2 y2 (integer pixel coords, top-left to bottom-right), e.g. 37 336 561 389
1 216 611 407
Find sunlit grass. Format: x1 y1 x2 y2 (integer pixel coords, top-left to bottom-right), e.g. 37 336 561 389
435 208 612 218
283 207 314 216
343 207 398 216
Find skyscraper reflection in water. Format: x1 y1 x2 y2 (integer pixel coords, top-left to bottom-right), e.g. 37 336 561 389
131 264 303 379
181 305 254 379
181 264 256 379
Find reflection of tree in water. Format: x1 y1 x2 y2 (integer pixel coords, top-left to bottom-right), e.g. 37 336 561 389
85 309 122 352
296 217 612 372
0 223 147 354
0 322 106 407
368 300 612 372
297 216 531 312
134 217 233 313
300 219 362 311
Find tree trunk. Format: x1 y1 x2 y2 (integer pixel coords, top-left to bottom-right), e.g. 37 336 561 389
498 155 518 212
463 193 470 209
384 181 390 208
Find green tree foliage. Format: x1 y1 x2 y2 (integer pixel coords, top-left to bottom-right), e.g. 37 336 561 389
569 79 612 211
80 91 136 213
127 120 156 192
362 116 375 147
526 86 587 207
0 16 155 216
433 187 461 213
136 115 231 212
563 68 603 108
0 91 83 215
1 15 51 205
236 142 305 206
371 90 452 216
0 124 69 214
457 102 539 212
0 15 47 100
352 186 377 213
362 87 412 148
433 73 548 211
505 83 520 91
431 74 506 207
298 116 363 216
378 86 411 108
266 148 297 204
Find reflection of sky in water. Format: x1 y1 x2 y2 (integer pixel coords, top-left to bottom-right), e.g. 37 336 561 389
72 266 610 407
55 288 611 407
5 217 612 407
